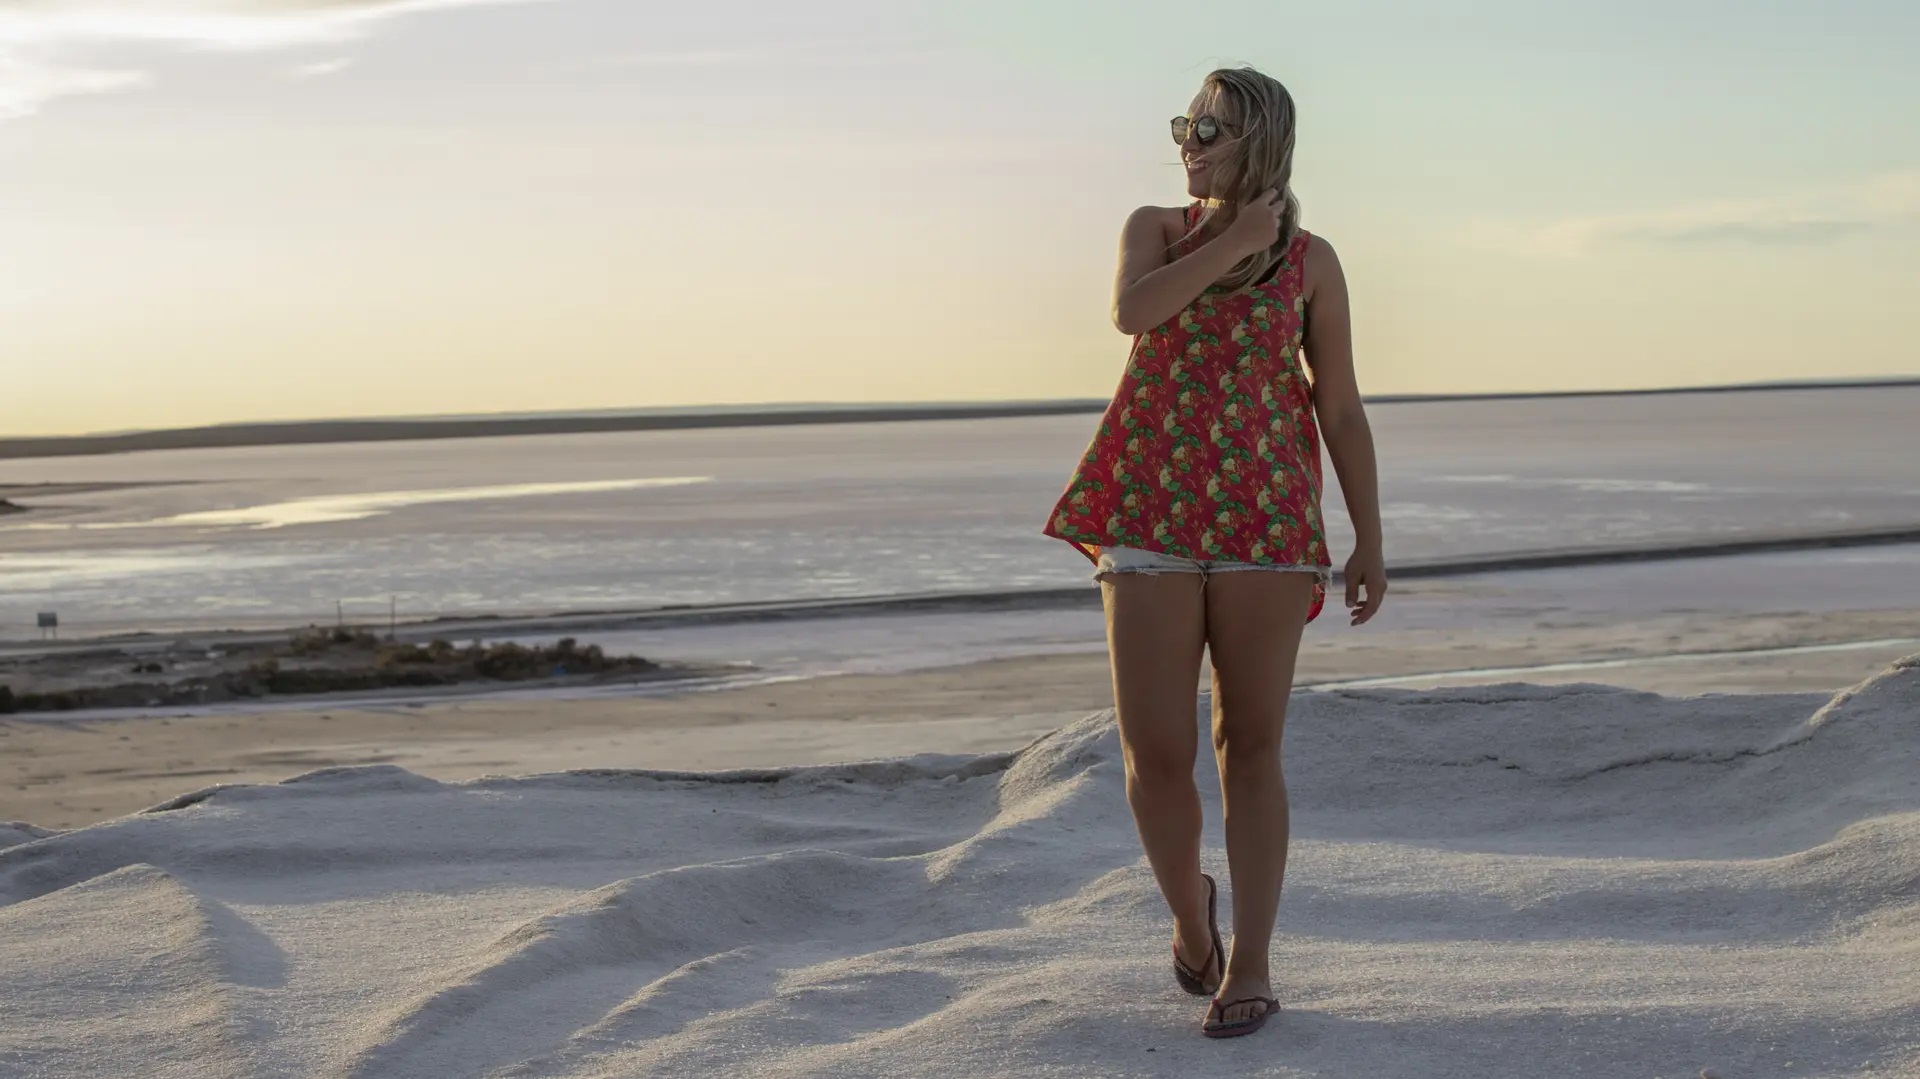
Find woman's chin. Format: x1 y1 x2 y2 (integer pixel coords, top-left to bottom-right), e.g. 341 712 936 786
1184 173 1212 200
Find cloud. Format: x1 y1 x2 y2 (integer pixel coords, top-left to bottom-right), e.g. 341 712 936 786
0 51 143 117
1493 169 1920 256
286 55 350 78
576 46 771 69
542 36 943 76
0 0 544 117
1635 218 1876 247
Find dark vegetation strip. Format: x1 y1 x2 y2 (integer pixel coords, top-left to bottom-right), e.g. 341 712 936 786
0 628 676 714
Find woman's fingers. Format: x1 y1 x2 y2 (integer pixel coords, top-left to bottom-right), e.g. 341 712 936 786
1350 574 1388 625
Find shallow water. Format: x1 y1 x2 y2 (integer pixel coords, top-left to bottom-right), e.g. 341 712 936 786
2 385 1916 635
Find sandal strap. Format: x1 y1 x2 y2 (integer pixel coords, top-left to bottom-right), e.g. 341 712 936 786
1176 874 1224 984
1172 944 1202 978
1208 995 1278 1021
1173 933 1220 979
1196 874 1222 975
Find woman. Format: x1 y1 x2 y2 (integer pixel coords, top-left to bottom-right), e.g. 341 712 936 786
1042 66 1387 1039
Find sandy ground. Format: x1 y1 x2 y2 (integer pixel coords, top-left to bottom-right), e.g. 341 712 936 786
4 604 1916 831
1 656 1914 1077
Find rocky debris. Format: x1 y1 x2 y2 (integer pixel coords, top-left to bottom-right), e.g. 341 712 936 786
0 629 694 714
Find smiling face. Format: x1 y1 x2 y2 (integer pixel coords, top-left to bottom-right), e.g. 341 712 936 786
1179 87 1241 200
1174 67 1301 288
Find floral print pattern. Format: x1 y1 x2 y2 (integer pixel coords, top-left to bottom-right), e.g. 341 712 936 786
1043 206 1331 622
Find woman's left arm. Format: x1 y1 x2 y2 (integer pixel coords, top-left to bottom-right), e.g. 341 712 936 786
1302 235 1387 625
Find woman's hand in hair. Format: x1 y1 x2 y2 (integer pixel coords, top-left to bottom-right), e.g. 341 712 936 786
1111 205 1253 336
1223 188 1283 258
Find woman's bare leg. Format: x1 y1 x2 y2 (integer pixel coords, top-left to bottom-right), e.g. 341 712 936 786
1202 571 1315 1024
1101 571 1215 988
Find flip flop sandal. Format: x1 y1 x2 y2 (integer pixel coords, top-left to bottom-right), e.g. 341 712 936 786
1171 872 1224 996
1201 995 1280 1039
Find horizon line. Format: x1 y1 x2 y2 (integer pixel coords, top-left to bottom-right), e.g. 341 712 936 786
4 375 1917 462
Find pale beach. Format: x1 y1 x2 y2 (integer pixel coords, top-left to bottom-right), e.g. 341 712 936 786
2 635 1916 1077
2 390 1919 1076
6 2 1920 1072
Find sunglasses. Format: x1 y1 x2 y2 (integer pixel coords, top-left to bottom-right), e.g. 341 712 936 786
1170 114 1236 145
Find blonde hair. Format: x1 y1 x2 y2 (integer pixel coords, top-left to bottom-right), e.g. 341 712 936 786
1178 66 1302 291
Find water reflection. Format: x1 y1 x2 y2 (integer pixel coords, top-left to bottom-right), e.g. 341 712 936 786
34 477 712 531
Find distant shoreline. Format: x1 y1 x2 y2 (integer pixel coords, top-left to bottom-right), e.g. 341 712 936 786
4 377 1917 461
7 523 1916 655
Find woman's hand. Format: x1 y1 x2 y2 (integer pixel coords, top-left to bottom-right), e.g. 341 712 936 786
1343 546 1387 626
1222 188 1282 258
1111 203 1271 336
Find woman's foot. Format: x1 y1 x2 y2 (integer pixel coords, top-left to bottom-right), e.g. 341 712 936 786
1205 969 1275 1028
1172 925 1219 992
1171 873 1221 994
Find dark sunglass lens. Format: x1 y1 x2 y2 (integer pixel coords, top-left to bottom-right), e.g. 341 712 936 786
1196 116 1219 143
1170 116 1189 143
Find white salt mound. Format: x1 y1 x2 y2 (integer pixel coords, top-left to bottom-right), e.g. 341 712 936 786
1 658 1917 1078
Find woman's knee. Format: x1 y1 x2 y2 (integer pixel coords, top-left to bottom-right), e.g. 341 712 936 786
1210 711 1286 769
1123 742 1199 791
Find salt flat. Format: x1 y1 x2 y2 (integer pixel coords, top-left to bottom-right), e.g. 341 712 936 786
1 657 1916 1078
7 386 1919 639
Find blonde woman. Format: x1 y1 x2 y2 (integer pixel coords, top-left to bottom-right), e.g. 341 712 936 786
1043 66 1387 1038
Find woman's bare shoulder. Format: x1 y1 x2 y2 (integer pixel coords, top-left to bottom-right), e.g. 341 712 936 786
1302 231 1340 265
1123 204 1194 241
1301 231 1345 296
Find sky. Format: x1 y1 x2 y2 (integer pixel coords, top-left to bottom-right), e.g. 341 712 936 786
2 0 1916 437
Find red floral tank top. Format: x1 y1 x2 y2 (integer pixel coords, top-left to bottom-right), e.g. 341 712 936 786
1043 203 1331 623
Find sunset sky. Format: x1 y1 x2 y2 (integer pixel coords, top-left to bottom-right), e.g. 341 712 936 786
3 0 1916 437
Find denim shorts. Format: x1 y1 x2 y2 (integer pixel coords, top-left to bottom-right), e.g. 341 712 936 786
1092 545 1331 584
